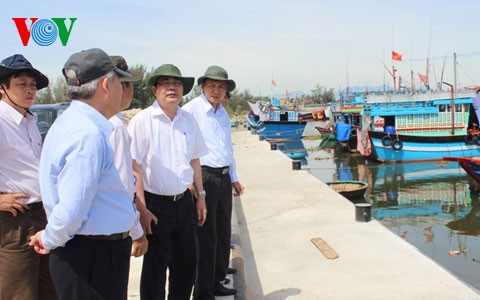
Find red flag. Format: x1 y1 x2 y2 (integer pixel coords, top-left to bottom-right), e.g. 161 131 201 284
392 51 402 61
286 89 290 99
418 73 427 84
271 79 277 87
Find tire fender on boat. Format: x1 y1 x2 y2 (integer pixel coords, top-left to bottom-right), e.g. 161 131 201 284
465 133 475 145
350 128 357 137
392 139 403 150
381 135 392 147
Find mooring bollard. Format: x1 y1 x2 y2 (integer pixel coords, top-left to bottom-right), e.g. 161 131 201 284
355 203 372 222
270 143 277 150
292 160 301 170
259 135 264 141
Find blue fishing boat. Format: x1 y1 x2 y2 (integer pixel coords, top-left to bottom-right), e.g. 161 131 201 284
247 101 308 139
363 90 480 162
245 111 262 130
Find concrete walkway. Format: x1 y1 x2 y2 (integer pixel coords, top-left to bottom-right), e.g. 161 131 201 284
231 130 480 300
128 129 480 299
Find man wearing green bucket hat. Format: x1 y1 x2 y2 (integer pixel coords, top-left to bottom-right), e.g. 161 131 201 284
128 64 208 299
183 65 244 299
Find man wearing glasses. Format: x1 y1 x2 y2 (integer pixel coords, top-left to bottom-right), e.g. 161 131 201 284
128 64 208 299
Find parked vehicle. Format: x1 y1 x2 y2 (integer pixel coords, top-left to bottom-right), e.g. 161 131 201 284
30 102 70 141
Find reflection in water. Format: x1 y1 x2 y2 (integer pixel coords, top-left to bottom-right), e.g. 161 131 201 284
302 138 480 291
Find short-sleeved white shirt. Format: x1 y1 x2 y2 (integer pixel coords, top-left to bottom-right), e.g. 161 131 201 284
128 101 208 195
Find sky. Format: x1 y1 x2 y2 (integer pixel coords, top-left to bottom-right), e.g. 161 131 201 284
2 0 480 97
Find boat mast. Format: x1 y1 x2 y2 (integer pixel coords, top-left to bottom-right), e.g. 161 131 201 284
453 52 457 90
443 81 455 135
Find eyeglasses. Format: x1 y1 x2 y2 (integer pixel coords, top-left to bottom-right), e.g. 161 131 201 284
156 80 183 88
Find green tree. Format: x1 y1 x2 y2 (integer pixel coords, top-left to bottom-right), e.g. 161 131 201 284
53 77 69 102
311 84 334 104
130 64 153 109
36 84 54 104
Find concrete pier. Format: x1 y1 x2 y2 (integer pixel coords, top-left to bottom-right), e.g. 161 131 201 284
231 131 480 300
128 130 480 299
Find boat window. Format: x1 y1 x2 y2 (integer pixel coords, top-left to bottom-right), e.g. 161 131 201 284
446 104 452 112
439 104 446 112
455 104 462 112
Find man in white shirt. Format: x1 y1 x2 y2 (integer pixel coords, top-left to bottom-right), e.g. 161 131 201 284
0 54 57 299
128 64 208 300
183 66 244 299
108 55 149 257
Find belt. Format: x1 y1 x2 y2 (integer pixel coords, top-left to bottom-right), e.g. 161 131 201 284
202 166 229 175
159 192 185 202
76 232 129 241
28 202 44 211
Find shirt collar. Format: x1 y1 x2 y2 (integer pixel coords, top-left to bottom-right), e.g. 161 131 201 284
200 93 225 114
151 99 184 120
0 100 32 125
70 100 113 136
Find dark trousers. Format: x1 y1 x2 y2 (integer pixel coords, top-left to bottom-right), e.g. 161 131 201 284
140 189 196 300
49 235 132 300
194 168 232 299
0 206 57 300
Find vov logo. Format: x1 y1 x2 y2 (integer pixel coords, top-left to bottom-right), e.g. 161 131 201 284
12 18 77 46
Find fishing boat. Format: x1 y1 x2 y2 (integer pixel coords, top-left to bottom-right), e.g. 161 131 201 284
362 90 480 162
444 156 480 184
326 180 368 200
245 111 262 130
247 101 308 139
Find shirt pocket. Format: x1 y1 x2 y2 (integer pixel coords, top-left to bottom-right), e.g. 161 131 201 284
176 131 194 159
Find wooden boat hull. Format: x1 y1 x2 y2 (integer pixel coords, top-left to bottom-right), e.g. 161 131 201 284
368 130 480 163
326 180 368 200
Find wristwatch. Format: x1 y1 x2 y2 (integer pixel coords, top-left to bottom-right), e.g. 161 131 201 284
197 190 207 197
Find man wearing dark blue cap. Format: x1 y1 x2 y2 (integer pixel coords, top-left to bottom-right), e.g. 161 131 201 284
0 54 57 299
29 48 138 300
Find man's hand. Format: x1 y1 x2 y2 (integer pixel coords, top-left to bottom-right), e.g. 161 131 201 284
0 193 30 216
135 200 158 235
131 234 148 257
232 182 244 197
28 230 50 255
195 196 207 227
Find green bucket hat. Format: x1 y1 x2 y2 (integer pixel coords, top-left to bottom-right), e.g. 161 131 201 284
197 65 236 92
148 64 194 95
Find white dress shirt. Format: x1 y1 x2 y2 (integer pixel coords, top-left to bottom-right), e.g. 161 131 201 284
109 112 143 240
0 101 42 204
182 94 239 182
128 101 208 195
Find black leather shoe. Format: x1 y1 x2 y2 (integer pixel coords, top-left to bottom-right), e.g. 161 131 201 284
227 267 237 274
212 283 237 296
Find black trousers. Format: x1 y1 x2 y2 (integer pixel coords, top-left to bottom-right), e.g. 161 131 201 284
140 189 196 300
49 235 132 300
194 168 232 299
